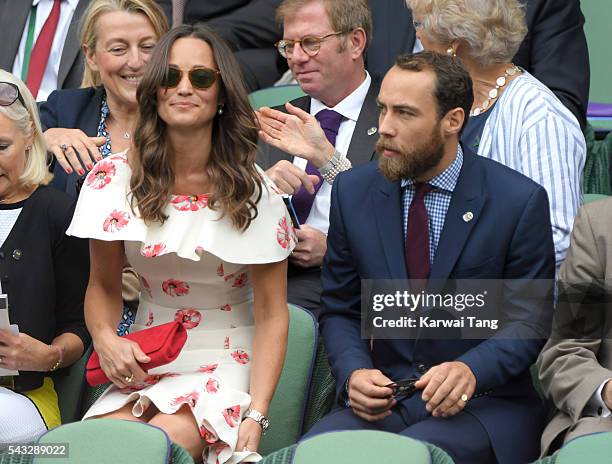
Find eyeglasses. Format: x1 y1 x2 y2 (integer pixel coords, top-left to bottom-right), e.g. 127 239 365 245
275 31 346 58
161 66 220 90
0 82 26 107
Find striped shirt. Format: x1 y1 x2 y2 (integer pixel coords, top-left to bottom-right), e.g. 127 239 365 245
478 71 585 270
401 146 463 263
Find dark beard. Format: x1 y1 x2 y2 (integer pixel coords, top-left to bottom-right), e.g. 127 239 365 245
377 126 445 182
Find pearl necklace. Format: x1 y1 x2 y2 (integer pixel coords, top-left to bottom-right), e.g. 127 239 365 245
470 65 521 117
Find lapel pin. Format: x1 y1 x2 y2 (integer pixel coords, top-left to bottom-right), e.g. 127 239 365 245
462 212 474 222
12 249 22 260
367 127 377 136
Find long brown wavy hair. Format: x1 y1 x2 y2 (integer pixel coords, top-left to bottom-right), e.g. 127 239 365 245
130 24 262 231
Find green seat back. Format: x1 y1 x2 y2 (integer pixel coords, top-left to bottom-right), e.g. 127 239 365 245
302 336 336 434
293 431 437 464
249 85 306 110
52 346 92 423
259 304 318 455
584 193 609 204
34 419 170 464
555 432 612 464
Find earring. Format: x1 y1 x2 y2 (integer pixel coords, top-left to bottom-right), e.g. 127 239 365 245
217 105 224 115
25 146 31 152
446 46 456 57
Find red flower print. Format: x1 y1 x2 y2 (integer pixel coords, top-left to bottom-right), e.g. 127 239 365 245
141 243 166 257
206 378 219 394
224 271 248 288
219 304 232 312
197 363 218 374
145 311 154 326
276 216 295 249
199 425 218 444
109 152 128 163
102 209 130 233
162 279 190 297
86 160 116 189
224 336 230 349
141 276 152 297
216 263 224 277
171 194 209 211
231 350 250 365
222 405 241 428
232 273 248 288
171 390 200 408
143 372 179 386
174 308 202 329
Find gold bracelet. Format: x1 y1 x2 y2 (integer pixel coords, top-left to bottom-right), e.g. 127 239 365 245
48 345 65 372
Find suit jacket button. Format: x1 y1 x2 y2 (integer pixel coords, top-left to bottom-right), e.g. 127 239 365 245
0 251 4 259
417 364 427 374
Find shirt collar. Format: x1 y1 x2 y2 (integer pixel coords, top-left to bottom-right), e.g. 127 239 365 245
310 71 371 123
32 0 79 9
401 144 463 192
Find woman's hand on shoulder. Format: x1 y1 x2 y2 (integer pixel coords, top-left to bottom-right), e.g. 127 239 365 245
236 416 263 454
0 329 57 372
93 331 150 388
44 128 106 176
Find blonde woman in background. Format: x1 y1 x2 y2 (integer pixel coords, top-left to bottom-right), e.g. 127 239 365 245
0 70 89 443
39 0 169 335
407 0 585 272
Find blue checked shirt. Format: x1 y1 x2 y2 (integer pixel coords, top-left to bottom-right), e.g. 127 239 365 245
401 145 463 264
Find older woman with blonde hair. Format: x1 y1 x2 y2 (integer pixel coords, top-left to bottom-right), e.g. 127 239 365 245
39 0 169 336
407 0 585 271
0 70 89 443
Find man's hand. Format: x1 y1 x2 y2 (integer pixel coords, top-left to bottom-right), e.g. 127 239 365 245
257 103 335 168
265 160 320 196
290 225 327 268
347 369 396 422
414 362 476 418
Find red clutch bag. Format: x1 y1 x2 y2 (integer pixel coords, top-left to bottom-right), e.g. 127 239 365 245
86 321 188 386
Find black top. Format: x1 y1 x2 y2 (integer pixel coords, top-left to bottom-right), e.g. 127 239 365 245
460 100 498 153
0 185 90 392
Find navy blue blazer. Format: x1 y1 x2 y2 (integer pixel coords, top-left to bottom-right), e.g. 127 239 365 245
320 147 555 464
40 87 105 198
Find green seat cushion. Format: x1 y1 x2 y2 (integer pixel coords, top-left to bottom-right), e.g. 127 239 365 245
584 193 609 204
259 305 317 455
34 419 170 464
249 85 306 110
556 432 612 464
293 430 432 464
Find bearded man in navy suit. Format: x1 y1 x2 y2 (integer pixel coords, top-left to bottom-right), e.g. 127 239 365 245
306 51 555 464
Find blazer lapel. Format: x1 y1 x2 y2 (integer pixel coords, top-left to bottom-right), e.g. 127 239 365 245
373 174 408 279
346 79 380 166
80 87 105 136
0 0 30 70
430 150 486 280
58 0 89 87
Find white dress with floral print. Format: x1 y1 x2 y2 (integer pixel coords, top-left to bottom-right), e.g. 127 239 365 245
66 151 296 464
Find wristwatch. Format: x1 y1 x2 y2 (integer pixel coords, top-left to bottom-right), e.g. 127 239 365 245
244 408 270 434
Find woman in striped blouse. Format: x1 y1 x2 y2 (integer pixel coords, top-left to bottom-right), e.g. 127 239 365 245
407 0 586 271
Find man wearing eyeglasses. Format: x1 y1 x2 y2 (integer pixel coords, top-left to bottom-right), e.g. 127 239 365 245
257 0 379 316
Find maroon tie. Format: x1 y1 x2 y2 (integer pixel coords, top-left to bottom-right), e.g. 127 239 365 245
26 0 61 99
292 109 343 224
405 183 433 280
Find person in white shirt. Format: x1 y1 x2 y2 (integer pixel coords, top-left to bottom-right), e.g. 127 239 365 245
256 0 380 315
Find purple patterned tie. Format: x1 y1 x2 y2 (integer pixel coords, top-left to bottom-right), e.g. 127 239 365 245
406 183 433 281
292 109 343 224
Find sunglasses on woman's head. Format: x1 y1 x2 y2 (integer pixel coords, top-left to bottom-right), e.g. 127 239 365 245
161 66 220 90
0 82 26 107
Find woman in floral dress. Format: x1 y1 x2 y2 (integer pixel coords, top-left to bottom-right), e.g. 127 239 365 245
67 24 296 463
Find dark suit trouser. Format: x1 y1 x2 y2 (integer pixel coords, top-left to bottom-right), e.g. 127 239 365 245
287 264 321 317
302 395 494 464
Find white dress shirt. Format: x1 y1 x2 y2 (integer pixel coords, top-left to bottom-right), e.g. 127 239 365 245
292 72 372 234
12 0 78 101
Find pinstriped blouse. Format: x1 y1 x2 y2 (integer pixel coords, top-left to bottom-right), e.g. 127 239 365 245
478 71 586 270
